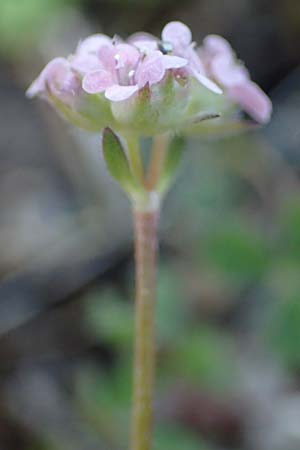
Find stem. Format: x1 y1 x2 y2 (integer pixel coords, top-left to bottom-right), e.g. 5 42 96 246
146 134 170 191
127 134 145 183
131 193 160 450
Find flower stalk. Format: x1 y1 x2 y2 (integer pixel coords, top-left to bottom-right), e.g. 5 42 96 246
126 134 145 183
146 134 170 191
131 193 160 450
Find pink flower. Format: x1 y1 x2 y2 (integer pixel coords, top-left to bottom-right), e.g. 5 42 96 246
70 34 112 74
130 21 223 95
201 35 272 123
26 57 114 132
26 57 80 101
81 42 188 101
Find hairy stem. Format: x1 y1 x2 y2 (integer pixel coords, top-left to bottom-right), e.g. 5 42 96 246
131 193 160 450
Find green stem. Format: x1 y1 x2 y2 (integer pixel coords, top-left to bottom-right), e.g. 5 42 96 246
126 134 145 184
131 193 160 450
146 134 170 191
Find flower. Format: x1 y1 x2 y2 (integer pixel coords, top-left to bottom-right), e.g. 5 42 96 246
161 21 223 95
129 22 222 95
132 22 272 125
81 43 189 101
27 21 271 135
26 56 114 132
200 34 272 123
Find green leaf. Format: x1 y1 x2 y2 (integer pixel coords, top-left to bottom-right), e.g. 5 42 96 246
158 135 186 192
102 127 139 194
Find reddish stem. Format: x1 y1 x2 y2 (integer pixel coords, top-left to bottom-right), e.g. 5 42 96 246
131 198 160 450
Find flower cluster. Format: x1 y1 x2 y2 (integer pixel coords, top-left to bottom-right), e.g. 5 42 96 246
27 21 271 135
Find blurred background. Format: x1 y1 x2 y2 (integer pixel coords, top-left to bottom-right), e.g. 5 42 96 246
0 1 300 449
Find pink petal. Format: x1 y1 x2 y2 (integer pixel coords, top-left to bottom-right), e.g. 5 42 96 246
26 76 46 98
98 44 117 73
211 54 249 87
228 81 272 123
203 34 233 57
191 69 223 94
77 34 111 55
60 71 81 96
70 54 102 74
131 40 158 53
184 46 205 72
105 84 139 101
82 70 114 94
162 55 188 69
162 21 192 49
136 51 165 88
128 32 158 53
26 57 70 98
128 32 157 44
115 43 140 68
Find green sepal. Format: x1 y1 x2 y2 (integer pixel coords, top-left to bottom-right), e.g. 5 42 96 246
102 127 140 194
158 135 186 193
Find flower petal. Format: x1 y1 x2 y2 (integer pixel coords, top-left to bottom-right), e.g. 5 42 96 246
77 34 111 55
105 84 139 101
136 51 165 88
191 69 223 94
185 46 205 72
203 34 233 57
211 54 249 87
228 81 272 123
132 40 158 54
70 54 102 74
98 44 118 73
26 57 70 98
82 70 114 94
162 55 188 69
128 32 157 44
128 32 158 54
115 43 140 69
162 21 192 49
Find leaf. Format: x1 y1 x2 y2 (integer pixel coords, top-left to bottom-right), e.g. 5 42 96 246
102 127 139 193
